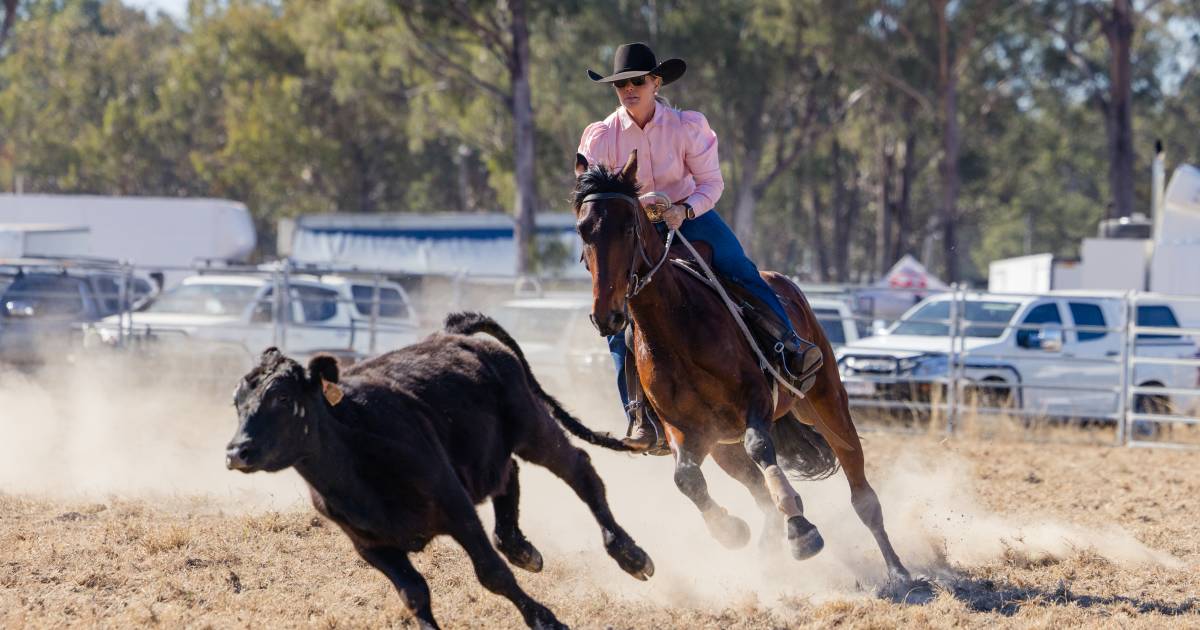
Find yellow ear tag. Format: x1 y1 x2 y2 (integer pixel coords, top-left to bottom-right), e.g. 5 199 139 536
322 378 344 406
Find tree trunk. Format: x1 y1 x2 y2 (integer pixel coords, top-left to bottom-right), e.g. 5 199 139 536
809 185 829 282
1103 0 1136 220
897 112 917 258
876 139 895 280
731 162 760 252
0 0 17 50
509 0 537 275
934 0 961 282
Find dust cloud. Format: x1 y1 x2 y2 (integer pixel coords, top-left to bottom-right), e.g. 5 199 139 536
0 347 1178 606
0 352 308 510
500 407 1179 607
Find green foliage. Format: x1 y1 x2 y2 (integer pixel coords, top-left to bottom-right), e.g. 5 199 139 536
1 0 1199 279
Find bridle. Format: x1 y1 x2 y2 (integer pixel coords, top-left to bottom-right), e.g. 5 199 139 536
580 192 675 325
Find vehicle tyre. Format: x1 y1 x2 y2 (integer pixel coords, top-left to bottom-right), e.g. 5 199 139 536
1132 392 1170 440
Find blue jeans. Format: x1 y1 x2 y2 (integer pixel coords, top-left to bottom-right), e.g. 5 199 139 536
608 210 796 408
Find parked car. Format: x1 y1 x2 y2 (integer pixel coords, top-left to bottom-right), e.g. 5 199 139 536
84 272 420 365
491 294 622 427
810 297 860 349
0 263 155 367
836 291 1197 421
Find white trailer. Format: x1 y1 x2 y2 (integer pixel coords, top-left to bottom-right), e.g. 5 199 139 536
988 253 1083 293
0 195 256 280
0 224 90 258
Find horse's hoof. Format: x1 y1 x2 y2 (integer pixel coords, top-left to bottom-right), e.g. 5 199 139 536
707 513 751 549
786 516 824 561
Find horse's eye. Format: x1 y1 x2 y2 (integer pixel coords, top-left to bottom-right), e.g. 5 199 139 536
624 223 636 235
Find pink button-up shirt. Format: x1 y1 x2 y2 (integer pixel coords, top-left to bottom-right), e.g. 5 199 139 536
577 104 724 217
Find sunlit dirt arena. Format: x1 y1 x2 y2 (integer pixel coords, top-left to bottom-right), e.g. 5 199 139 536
1 358 1198 628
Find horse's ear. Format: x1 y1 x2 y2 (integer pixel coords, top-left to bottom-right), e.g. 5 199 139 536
619 150 638 182
575 153 589 177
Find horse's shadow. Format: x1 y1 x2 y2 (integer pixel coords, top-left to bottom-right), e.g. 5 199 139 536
882 572 1198 616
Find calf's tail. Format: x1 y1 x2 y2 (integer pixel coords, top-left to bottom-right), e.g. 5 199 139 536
444 311 634 452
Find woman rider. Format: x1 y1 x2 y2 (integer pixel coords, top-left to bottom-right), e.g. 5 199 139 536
577 42 822 450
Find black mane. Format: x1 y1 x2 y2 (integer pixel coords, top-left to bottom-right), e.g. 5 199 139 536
573 164 641 210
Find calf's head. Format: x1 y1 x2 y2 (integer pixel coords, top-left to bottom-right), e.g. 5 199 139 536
226 348 341 473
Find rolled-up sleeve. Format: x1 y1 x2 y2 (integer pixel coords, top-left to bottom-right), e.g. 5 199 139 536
681 111 723 216
577 121 610 170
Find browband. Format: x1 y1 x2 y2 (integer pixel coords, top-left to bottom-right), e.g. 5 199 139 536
581 192 640 208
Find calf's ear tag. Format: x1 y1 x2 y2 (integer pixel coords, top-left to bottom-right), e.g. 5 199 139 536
322 378 344 406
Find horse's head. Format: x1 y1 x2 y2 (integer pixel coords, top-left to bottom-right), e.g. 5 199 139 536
574 150 647 336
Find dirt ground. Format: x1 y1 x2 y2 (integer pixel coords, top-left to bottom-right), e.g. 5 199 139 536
3 428 1198 629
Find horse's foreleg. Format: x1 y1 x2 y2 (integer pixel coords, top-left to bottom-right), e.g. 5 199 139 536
743 414 825 560
802 394 910 582
711 442 783 552
668 427 750 549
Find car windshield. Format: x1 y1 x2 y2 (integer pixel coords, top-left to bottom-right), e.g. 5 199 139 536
891 300 1020 338
494 305 575 345
147 283 260 316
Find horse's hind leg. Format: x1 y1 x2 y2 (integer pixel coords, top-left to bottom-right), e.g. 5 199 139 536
801 394 910 582
514 404 654 581
711 442 783 552
668 428 751 549
741 414 825 560
491 459 544 573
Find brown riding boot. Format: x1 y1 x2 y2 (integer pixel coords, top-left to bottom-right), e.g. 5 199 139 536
622 402 659 451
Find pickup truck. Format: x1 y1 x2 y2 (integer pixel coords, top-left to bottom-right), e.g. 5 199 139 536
836 291 1197 420
83 272 421 365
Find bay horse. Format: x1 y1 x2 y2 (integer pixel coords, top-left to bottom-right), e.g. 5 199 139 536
573 150 911 586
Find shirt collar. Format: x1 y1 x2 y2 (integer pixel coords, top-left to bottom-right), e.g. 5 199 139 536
616 103 664 131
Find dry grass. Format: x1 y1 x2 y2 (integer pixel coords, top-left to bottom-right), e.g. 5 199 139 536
3 434 1199 629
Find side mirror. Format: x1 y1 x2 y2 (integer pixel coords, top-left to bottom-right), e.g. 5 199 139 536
1036 325 1064 352
872 319 889 336
4 300 36 318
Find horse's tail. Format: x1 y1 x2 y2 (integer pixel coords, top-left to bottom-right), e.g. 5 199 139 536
444 311 634 453
771 412 840 481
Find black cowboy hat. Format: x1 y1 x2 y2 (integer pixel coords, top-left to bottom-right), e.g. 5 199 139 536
588 42 686 86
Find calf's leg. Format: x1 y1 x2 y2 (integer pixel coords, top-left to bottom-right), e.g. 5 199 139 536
356 545 438 630
442 488 565 630
492 459 544 572
515 421 654 581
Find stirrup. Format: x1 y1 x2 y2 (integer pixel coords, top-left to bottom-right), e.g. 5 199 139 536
623 401 668 454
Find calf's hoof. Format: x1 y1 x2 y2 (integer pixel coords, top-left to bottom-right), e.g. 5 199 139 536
705 510 751 549
786 516 824 561
529 607 568 630
493 533 544 573
603 531 655 581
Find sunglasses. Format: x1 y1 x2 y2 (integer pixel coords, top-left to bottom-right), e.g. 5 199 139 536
613 75 653 89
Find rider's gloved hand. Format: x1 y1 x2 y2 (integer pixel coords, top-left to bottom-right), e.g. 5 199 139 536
663 204 686 230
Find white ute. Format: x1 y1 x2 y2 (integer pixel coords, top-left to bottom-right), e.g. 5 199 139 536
84 273 420 364
836 291 1196 419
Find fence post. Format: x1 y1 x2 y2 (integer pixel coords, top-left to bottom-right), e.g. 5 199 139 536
1116 291 1135 446
369 272 382 355
117 262 131 349
946 283 960 435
